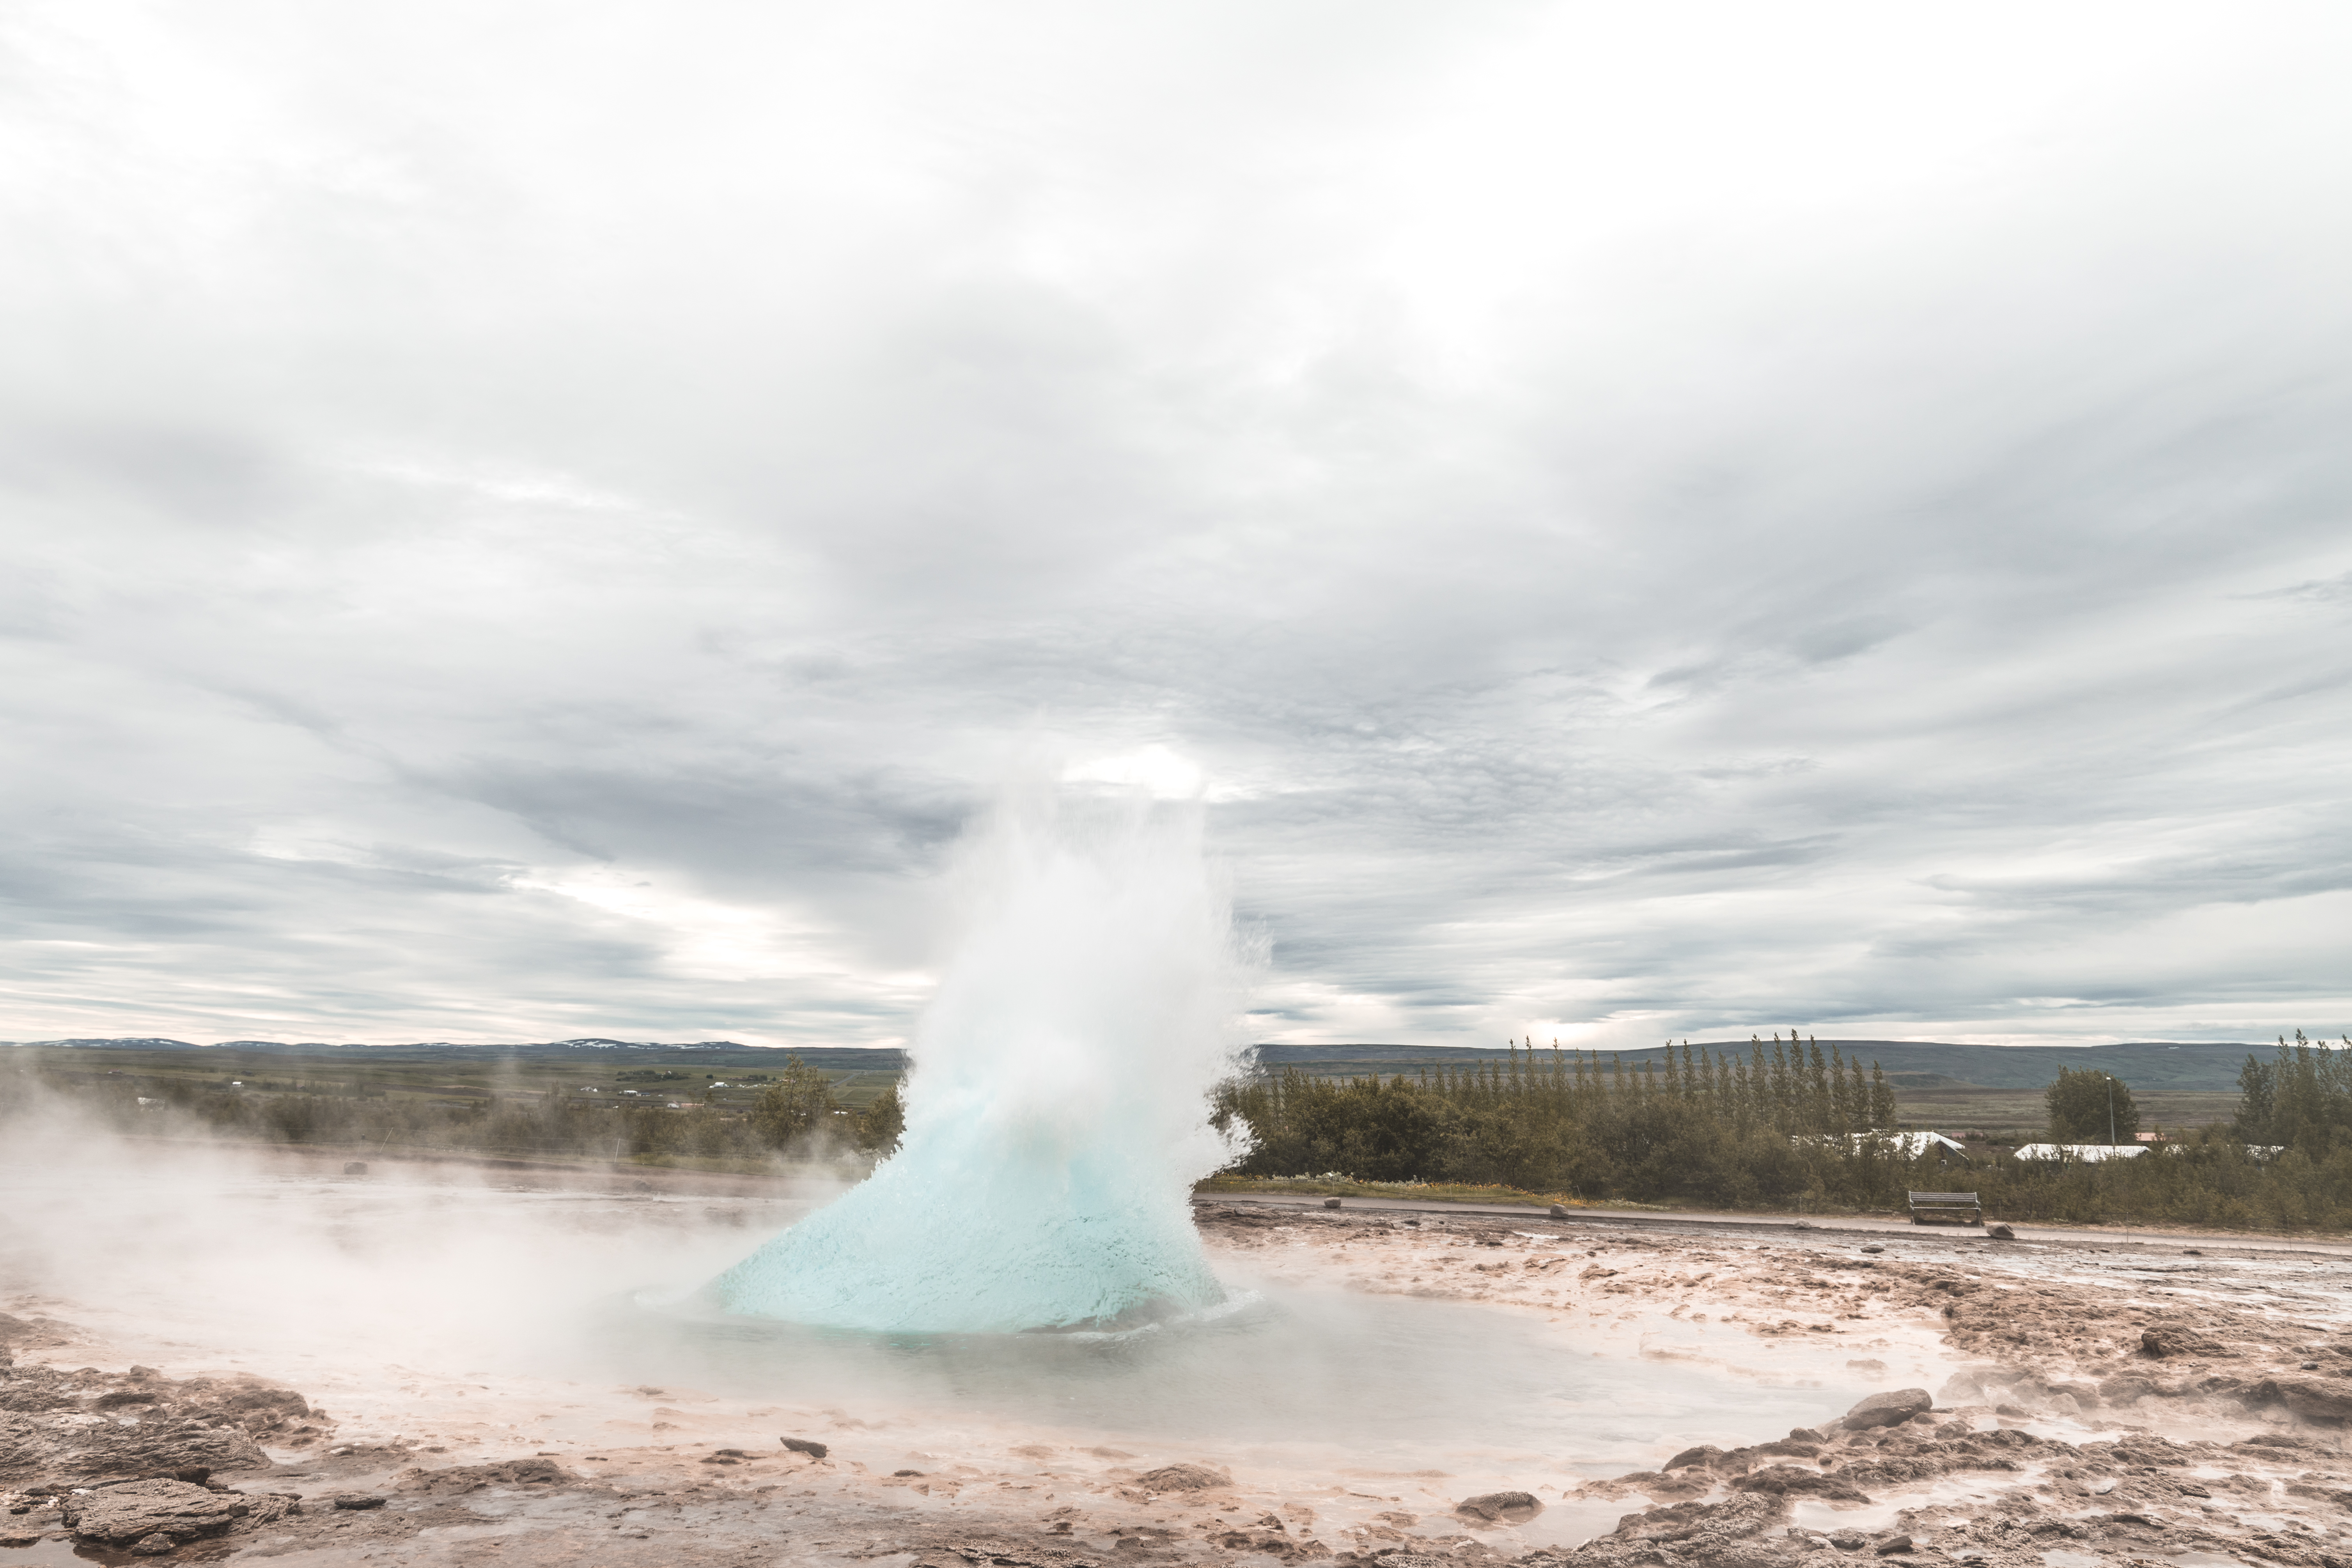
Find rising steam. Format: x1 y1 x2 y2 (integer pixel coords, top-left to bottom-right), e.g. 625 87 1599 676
708 776 1246 1332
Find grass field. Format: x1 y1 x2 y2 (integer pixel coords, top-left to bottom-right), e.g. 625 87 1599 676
1886 1082 2238 1139
4 1043 906 1114
7 1040 2253 1159
2 1043 907 1173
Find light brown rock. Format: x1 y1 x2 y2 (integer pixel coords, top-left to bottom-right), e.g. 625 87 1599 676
1839 1389 1932 1430
59 1479 248 1545
1135 1462 1231 1492
1456 1490 1543 1524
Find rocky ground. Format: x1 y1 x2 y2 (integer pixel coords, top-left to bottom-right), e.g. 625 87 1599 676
9 1201 2352 1567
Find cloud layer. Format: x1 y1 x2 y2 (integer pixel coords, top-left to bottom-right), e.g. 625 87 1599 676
3 1 2347 1049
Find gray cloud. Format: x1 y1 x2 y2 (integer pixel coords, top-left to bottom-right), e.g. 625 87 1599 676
2 1 2348 1050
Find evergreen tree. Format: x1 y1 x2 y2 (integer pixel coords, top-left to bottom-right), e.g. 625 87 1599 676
748 1054 841 1149
856 1082 904 1156
2237 1031 2352 1157
1829 1045 1855 1132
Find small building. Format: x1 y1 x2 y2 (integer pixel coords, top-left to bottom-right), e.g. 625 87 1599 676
1876 1131 1971 1165
1804 1131 1973 1168
2012 1143 2151 1162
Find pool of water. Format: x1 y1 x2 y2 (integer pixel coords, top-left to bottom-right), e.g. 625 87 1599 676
583 1281 1863 1474
0 1140 1868 1480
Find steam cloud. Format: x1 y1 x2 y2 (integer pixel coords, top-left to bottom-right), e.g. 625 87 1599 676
709 783 1244 1332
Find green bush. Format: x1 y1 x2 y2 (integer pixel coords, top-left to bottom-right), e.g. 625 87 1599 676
2045 1065 2139 1143
1212 1031 2352 1230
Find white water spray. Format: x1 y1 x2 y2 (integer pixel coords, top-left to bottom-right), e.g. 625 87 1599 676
709 776 1246 1333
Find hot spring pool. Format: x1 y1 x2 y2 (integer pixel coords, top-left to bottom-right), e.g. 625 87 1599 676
588 1278 1864 1477
3 1146 1875 1488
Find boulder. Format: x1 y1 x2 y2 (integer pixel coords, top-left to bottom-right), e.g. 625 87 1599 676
1874 1533 1914 1555
1840 1389 1933 1430
215 1385 311 1433
1664 1444 1733 1472
60 1479 248 1546
2141 1326 2228 1359
0 1373 271 1483
2269 1379 2352 1423
779 1437 828 1460
1135 1462 1231 1492
1455 1490 1542 1524
1322 1198 1342 1209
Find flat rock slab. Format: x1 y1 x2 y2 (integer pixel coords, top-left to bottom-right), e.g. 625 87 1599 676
60 1478 248 1545
0 1361 287 1483
1456 1490 1543 1523
392 1458 578 1496
1134 1462 1231 1492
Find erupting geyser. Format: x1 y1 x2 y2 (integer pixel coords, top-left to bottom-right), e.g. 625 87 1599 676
709 776 1245 1333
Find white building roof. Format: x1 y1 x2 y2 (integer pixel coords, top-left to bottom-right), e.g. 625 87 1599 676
2012 1142 2150 1162
1805 1131 1969 1157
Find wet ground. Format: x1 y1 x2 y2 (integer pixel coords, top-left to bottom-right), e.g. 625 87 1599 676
8 1143 2352 1566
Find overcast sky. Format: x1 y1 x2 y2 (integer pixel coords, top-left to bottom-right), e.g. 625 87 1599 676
3 2 2347 1051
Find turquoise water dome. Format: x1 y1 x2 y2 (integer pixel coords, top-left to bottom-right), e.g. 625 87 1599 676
710 782 1242 1334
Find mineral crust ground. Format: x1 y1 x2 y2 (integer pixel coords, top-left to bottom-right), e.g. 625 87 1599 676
11 1183 2352 1568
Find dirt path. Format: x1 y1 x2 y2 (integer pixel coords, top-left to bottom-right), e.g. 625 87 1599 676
1200 1188 2352 1258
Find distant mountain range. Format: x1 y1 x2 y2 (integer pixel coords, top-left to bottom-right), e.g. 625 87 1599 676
0 1037 911 1072
4 1034 2311 1091
5 1036 755 1053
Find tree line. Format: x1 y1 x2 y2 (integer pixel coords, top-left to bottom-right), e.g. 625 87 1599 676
2233 1031 2352 1156
1213 1034 1907 1210
1214 1030 2352 1231
2 1053 902 1170
1969 1035 2351 1230
18 1029 2352 1230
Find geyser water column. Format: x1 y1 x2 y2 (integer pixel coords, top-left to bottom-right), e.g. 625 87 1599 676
709 777 1245 1333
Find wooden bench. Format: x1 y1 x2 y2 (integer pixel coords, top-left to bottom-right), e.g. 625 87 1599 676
1908 1190 1983 1226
